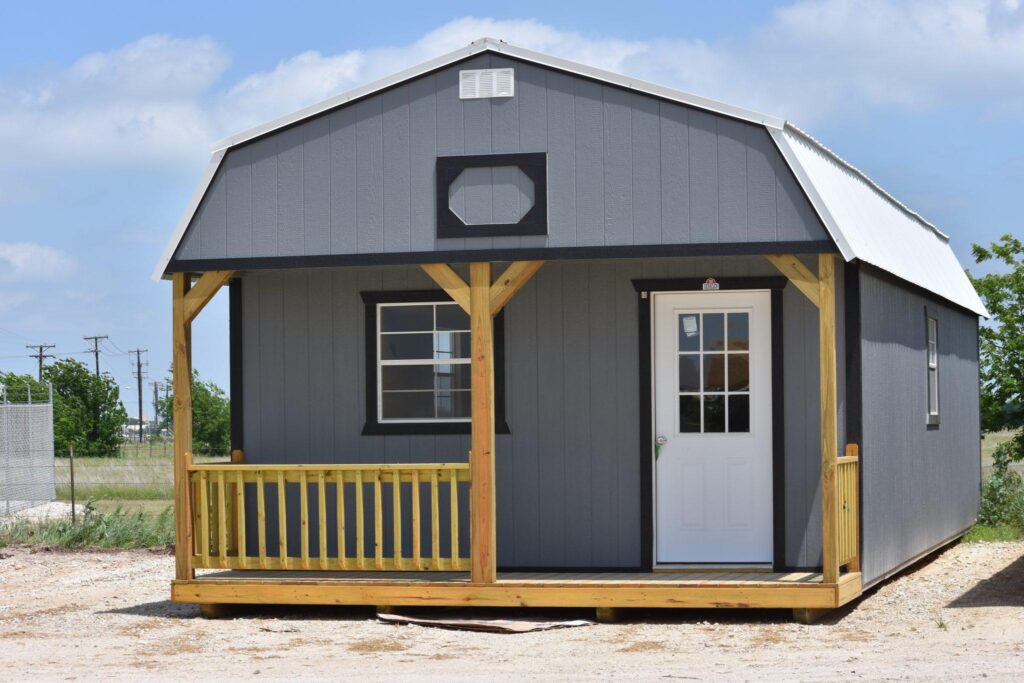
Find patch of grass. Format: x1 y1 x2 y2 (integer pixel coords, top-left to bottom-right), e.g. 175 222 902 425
964 525 1024 543
0 503 174 550
57 483 172 501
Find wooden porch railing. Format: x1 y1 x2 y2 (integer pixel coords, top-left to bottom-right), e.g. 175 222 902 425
189 463 470 571
836 444 860 571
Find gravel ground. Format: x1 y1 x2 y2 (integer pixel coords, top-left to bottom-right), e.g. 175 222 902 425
1 540 1022 681
3 502 85 523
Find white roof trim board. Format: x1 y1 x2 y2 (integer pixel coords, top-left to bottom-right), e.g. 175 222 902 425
153 38 987 317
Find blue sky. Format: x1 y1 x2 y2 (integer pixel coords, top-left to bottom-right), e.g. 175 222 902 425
0 1 1021 415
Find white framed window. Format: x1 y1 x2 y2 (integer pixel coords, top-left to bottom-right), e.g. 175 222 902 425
377 301 471 423
926 315 939 425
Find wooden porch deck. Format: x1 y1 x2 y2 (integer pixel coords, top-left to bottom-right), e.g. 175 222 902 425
172 569 863 610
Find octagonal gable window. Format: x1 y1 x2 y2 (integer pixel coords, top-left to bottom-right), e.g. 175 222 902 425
436 153 547 238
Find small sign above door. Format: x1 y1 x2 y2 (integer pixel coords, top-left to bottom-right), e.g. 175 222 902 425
702 277 721 291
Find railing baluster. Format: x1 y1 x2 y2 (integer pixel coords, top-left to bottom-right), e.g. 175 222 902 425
216 471 227 568
374 470 383 570
256 470 267 569
449 468 459 571
277 471 288 569
431 470 440 570
318 471 327 570
198 472 210 567
393 470 403 570
300 470 310 570
236 470 246 569
355 470 365 570
336 471 347 569
412 470 421 570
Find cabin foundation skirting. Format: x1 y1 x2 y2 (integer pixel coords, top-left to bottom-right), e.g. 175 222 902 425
171 572 863 610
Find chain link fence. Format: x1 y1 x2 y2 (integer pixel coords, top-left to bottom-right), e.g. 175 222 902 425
0 383 55 515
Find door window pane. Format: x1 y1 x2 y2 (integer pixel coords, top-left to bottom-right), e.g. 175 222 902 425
679 395 701 433
728 395 750 433
703 354 726 392
704 395 726 432
727 312 749 350
678 314 701 352
727 354 749 391
679 355 700 392
703 313 725 351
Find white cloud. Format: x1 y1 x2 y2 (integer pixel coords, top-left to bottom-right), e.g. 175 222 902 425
1 3 1023 172
0 243 77 282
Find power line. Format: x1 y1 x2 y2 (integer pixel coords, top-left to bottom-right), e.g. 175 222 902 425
83 335 108 376
25 344 55 381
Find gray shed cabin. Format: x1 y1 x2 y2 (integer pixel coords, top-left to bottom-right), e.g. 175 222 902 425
157 39 987 621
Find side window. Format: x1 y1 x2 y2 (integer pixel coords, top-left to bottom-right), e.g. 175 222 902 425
926 315 939 425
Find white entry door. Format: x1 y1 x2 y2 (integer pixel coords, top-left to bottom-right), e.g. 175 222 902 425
653 290 773 565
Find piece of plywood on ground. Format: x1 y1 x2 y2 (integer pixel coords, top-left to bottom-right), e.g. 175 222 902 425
376 610 592 633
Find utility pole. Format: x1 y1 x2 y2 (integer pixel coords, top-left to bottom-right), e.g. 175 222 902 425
151 381 163 434
83 335 108 376
25 344 55 381
129 349 148 443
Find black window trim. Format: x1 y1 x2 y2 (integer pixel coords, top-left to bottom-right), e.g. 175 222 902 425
436 152 548 239
361 289 510 435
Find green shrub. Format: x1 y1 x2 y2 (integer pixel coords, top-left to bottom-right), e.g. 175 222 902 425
0 502 174 549
978 442 1024 529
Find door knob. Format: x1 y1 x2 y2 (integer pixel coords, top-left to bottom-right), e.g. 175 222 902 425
656 435 669 446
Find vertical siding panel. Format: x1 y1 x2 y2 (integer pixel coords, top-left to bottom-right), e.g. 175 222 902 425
746 128 778 242
510 278 540 566
177 217 202 260
546 71 576 248
225 147 253 258
615 262 643 566
357 269 384 464
200 169 227 259
688 110 719 243
242 277 261 461
603 86 633 246
282 272 311 461
631 94 661 246
435 64 465 251
717 118 748 243
775 151 826 242
276 126 305 257
562 262 592 564
574 79 604 246
257 272 285 462
382 86 411 253
332 270 360 460
489 55 521 251
302 117 331 256
307 270 334 463
535 265 566 565
516 63 548 250
250 136 278 256
329 108 358 254
660 102 690 244
409 75 437 252
588 263 618 565
355 98 384 253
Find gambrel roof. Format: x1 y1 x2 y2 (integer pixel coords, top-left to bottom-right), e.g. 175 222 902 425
155 38 986 317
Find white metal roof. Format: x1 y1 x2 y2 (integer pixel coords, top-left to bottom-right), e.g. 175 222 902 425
153 38 987 317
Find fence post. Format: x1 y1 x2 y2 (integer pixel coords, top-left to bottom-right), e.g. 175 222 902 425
69 446 76 524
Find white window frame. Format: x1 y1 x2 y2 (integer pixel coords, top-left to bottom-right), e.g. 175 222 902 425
376 301 471 424
926 315 939 425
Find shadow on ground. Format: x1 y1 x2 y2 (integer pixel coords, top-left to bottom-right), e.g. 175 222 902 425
948 552 1024 608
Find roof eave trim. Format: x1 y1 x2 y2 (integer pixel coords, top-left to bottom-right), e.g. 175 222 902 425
152 149 227 281
768 127 855 261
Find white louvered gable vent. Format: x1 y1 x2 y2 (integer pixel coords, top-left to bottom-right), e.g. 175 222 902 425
459 68 515 99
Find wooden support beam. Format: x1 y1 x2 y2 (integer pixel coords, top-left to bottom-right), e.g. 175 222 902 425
469 262 496 584
818 254 840 585
183 270 235 323
765 254 820 308
172 272 194 581
420 264 471 314
489 261 544 315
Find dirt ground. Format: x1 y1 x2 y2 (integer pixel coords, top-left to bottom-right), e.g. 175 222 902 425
1 540 1023 681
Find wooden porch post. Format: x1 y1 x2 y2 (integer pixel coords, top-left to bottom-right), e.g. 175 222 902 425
818 254 840 584
469 263 496 584
172 272 194 580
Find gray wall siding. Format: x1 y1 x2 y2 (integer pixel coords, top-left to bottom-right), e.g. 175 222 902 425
858 268 981 586
176 56 828 264
241 256 830 569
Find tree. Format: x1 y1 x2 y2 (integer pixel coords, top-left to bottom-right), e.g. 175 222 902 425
0 371 48 403
42 359 127 457
159 369 230 457
970 234 1024 466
